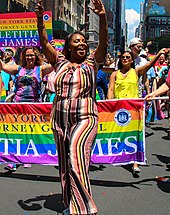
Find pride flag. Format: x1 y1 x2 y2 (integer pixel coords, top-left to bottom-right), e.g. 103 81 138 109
0 103 58 164
148 53 155 61
0 99 146 165
54 39 65 51
92 99 146 165
0 12 52 47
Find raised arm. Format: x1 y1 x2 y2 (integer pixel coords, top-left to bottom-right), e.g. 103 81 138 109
136 48 169 76
35 0 58 65
90 0 108 63
0 60 19 75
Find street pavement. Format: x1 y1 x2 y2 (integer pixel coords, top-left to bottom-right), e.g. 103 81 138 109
0 119 170 215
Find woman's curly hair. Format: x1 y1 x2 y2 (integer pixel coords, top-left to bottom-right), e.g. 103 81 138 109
20 47 43 67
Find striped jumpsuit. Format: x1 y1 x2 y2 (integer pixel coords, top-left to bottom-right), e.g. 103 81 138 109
50 53 98 214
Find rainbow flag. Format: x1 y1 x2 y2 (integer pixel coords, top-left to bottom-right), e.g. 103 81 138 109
54 39 65 51
148 53 155 61
0 99 146 165
0 12 52 47
92 99 146 165
0 103 58 164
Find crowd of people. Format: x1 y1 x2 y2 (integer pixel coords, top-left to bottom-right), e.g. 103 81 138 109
98 41 169 119
0 0 170 214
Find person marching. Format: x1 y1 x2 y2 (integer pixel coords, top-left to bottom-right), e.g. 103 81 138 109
35 0 108 214
107 48 169 175
0 46 54 171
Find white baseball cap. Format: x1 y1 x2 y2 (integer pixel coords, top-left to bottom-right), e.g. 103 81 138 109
129 37 143 47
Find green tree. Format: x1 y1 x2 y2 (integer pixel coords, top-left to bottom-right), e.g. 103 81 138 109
157 34 170 49
145 35 170 54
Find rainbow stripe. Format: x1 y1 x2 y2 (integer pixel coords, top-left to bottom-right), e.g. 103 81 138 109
148 53 155 61
0 100 145 165
0 12 52 47
54 39 65 51
92 99 146 165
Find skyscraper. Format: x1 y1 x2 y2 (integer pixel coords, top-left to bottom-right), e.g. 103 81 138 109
102 0 126 56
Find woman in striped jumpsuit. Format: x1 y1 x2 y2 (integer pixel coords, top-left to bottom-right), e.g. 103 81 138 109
35 0 108 214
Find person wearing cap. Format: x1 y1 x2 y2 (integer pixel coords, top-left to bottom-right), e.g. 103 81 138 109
129 37 148 98
0 47 54 171
107 48 169 175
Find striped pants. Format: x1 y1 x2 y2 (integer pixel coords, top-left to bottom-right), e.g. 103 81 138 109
52 110 98 215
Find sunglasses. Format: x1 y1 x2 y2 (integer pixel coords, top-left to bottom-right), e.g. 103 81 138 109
136 45 143 49
121 56 131 60
4 51 12 55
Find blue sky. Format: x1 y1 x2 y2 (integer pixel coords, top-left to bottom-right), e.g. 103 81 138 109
125 0 144 13
125 0 144 43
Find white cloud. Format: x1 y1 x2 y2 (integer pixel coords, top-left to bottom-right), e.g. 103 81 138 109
125 9 140 45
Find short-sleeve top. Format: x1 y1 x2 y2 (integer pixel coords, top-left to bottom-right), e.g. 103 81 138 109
13 66 42 102
114 68 139 99
50 52 98 129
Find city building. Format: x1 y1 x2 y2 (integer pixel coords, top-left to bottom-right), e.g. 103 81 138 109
0 0 127 56
147 0 170 14
103 0 126 57
136 0 170 52
2 0 85 39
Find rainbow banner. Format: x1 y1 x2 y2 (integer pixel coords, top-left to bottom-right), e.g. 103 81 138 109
54 39 65 51
92 99 146 165
0 11 52 47
0 99 146 165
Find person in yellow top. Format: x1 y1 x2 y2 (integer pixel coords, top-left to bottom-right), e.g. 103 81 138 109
114 67 139 98
107 49 169 175
108 50 169 100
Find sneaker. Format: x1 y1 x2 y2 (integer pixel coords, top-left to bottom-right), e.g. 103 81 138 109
132 166 141 174
23 164 31 168
4 164 16 171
